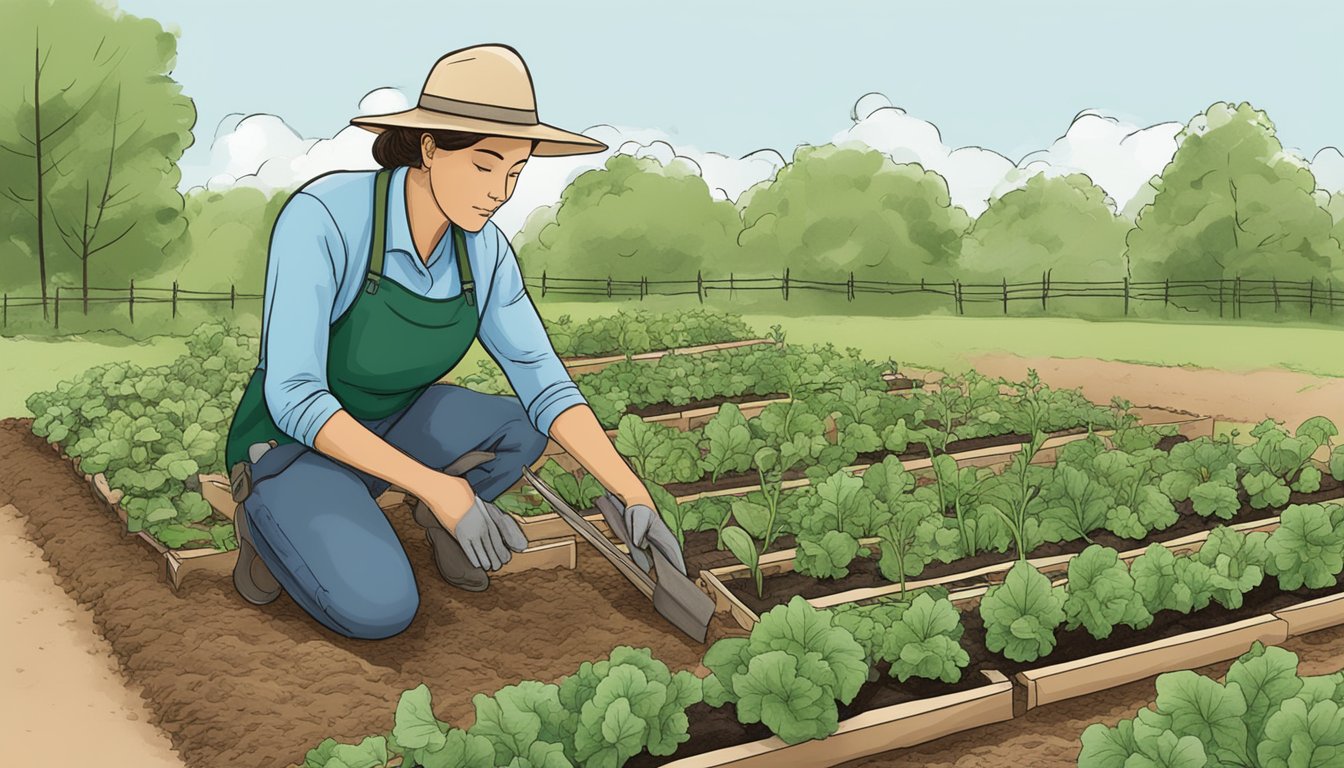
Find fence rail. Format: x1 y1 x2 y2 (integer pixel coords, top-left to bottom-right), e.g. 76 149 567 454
3 272 1339 328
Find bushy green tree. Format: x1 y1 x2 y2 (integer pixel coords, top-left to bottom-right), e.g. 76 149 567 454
735 142 970 281
513 153 741 283
161 186 287 294
959 173 1130 282
1125 102 1341 283
0 0 195 315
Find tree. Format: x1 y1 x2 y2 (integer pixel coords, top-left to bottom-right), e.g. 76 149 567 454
1125 102 1341 283
735 142 970 281
514 153 741 285
162 186 288 295
958 172 1130 282
0 0 195 314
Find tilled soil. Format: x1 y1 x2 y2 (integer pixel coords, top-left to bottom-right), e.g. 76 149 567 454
0 418 720 768
5 413 1342 768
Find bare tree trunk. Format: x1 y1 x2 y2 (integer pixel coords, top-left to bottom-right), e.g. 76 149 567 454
33 37 49 320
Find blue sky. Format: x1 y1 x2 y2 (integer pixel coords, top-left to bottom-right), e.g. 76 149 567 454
116 0 1340 174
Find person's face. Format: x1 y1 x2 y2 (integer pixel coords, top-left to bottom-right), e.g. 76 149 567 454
421 134 531 232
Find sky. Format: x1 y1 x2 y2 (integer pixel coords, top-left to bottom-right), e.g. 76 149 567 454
111 0 1343 234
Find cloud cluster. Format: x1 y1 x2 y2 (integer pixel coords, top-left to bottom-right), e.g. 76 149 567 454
187 87 1343 236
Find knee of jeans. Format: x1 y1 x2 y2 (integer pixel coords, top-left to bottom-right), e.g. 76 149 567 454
509 418 550 466
327 575 420 640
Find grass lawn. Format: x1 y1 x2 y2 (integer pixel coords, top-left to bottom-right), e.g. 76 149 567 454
3 303 1339 418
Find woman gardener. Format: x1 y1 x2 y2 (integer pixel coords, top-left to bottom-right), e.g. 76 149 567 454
223 44 684 640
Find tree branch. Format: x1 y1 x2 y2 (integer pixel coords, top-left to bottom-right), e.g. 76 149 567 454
88 220 137 256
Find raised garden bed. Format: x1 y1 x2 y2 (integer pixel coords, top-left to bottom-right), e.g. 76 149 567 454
701 480 1341 631
643 669 1012 768
561 338 778 375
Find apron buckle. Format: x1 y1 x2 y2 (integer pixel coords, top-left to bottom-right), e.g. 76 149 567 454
364 274 382 295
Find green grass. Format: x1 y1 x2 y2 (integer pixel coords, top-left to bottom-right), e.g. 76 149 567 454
4 303 1339 418
533 299 1342 378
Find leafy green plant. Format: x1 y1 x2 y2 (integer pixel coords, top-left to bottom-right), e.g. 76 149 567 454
1040 464 1114 544
831 592 969 684
537 460 606 510
1238 417 1339 509
929 454 998 557
697 403 763 485
1062 545 1153 640
980 560 1067 663
1194 526 1270 610
1158 436 1242 519
1265 503 1344 591
979 432 1052 560
614 414 701 485
1331 444 1344 482
467 680 570 767
702 596 867 745
1078 642 1344 768
392 684 496 768
791 470 872 580
1130 543 1218 616
864 457 957 594
555 646 702 767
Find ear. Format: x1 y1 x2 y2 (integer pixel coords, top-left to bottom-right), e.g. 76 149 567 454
419 132 435 169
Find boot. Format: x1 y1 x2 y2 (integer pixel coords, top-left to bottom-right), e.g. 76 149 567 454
233 501 282 605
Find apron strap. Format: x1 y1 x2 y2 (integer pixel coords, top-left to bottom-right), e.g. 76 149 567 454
453 223 476 306
364 168 392 295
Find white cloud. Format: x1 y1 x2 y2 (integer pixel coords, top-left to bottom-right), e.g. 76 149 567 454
1311 147 1344 193
186 86 1339 236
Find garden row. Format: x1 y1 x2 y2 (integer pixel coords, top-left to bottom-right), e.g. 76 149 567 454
289 503 1344 768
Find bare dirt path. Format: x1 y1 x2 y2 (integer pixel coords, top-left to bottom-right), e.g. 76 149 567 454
968 354 1344 433
1 502 187 767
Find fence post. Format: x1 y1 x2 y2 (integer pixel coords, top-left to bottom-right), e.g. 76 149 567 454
640 276 647 301
129 279 135 323
606 275 612 298
1123 277 1130 316
172 280 178 319
1041 271 1048 311
542 270 547 297
230 284 236 310
1235 275 1242 319
696 270 704 303
1272 278 1280 313
848 271 854 302
1308 279 1315 316
1163 278 1169 307
1002 278 1008 314
783 268 790 301
2 293 6 328
953 280 963 315
1218 279 1224 318
54 286 60 329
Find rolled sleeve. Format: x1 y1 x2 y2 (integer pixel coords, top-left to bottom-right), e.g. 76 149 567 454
260 192 347 448
476 226 588 436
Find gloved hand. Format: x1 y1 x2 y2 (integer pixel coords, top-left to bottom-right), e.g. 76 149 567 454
595 491 688 576
454 495 528 571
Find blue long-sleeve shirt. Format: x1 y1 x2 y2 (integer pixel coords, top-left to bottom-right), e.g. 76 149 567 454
256 164 587 448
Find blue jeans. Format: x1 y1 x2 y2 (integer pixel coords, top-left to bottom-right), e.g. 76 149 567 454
239 384 550 640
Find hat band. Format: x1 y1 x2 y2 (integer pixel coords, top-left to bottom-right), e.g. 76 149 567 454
417 93 538 125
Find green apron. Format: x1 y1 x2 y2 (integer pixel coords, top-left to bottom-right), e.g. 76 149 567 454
224 167 480 469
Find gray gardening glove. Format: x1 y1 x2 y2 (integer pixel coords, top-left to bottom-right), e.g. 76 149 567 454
595 491 688 576
455 496 527 571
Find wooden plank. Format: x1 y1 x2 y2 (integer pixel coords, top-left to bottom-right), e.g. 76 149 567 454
1274 592 1344 638
660 670 1012 768
494 537 577 576
1013 614 1289 713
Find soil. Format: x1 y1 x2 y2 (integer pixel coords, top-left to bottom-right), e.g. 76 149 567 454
0 417 732 768
720 470 1343 616
968 354 1344 438
626 391 788 419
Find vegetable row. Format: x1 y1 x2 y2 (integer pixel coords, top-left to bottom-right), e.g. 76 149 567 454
296 504 1344 767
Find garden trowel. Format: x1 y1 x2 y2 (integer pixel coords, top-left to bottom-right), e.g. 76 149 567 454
521 467 715 643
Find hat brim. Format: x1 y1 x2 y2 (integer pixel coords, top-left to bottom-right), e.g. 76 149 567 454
351 108 608 157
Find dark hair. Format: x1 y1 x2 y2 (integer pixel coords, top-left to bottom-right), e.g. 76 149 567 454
372 127 538 169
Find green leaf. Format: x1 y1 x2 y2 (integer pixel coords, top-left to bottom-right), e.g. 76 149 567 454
732 650 836 745
720 526 759 572
980 561 1065 662
394 684 448 752
1135 670 1249 766
1256 697 1344 768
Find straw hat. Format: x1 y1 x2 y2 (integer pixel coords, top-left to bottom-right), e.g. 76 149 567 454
351 44 608 157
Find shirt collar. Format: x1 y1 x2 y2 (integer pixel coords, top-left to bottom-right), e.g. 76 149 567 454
385 165 451 270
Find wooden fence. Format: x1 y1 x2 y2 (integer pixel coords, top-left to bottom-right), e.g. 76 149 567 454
3 272 1340 328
